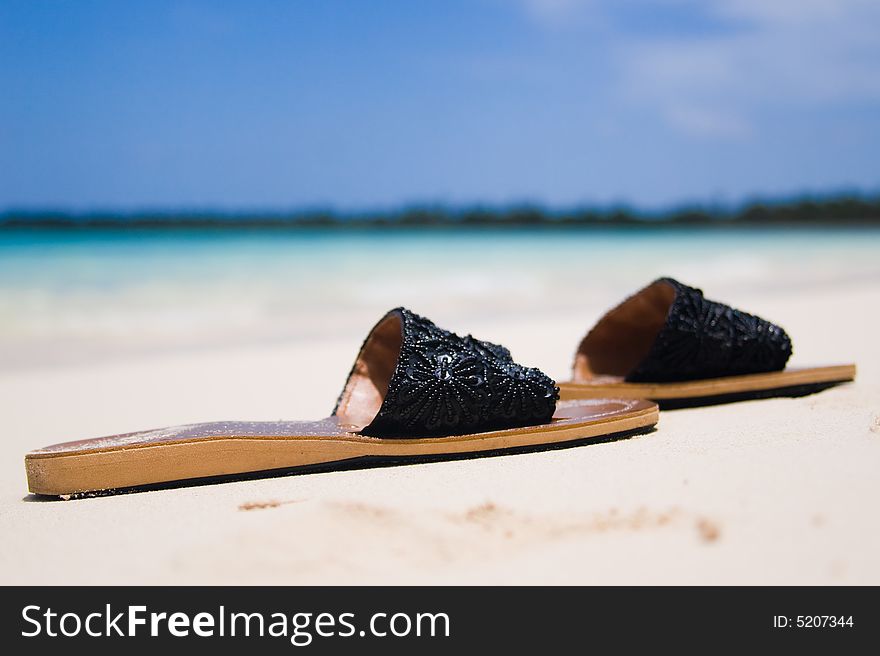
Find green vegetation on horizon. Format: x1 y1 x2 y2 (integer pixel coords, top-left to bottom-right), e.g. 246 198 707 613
3 195 880 229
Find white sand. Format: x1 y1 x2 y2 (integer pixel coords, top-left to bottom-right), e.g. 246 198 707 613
0 279 878 584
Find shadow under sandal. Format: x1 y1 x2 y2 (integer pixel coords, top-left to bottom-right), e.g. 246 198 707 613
558 277 856 408
25 308 658 497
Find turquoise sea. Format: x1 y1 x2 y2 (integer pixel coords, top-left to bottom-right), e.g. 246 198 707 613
2 227 879 368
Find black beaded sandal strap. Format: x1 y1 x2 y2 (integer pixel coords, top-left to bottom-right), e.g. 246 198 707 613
575 278 792 384
334 308 558 437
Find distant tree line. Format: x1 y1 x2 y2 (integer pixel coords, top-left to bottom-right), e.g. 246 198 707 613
2 194 880 229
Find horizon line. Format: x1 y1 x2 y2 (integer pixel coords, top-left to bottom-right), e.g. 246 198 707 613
2 193 880 229
3 188 880 219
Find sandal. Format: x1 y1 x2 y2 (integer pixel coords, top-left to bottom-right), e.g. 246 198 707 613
26 308 658 496
558 278 855 408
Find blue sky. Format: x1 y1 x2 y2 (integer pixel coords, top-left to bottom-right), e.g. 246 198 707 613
1 0 878 211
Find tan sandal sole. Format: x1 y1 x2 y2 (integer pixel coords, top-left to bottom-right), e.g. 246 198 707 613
25 399 658 497
558 364 856 404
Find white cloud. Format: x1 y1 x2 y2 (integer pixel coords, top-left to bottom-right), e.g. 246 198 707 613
517 0 598 27
516 0 880 140
716 0 856 26
665 104 752 139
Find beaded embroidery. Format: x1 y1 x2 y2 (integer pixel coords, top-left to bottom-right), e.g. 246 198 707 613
340 308 558 437
627 278 792 382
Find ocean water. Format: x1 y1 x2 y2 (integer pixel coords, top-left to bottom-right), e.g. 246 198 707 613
2 227 879 368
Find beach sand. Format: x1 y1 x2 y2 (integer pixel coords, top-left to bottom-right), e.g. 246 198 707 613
1 278 878 585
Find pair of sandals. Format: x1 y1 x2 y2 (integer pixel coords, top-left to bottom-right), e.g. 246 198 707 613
26 277 856 497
